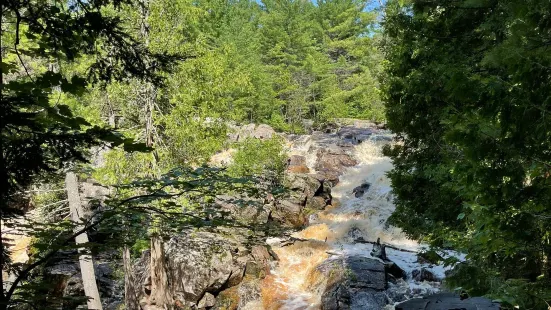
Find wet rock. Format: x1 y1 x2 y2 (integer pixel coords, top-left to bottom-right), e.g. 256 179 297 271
417 250 444 265
315 148 358 175
347 227 364 240
309 213 321 223
237 279 262 308
229 123 275 142
213 275 264 309
385 262 407 281
337 126 374 145
317 256 389 310
370 135 393 142
370 238 406 280
395 293 500 310
313 171 341 187
244 246 271 278
370 238 388 261
412 268 440 282
213 286 239 310
345 256 387 290
386 279 411 303
352 183 371 198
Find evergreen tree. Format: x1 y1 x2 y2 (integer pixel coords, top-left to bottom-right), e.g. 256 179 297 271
317 0 383 121
383 0 551 307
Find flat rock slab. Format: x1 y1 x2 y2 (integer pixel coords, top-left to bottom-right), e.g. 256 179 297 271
395 293 500 310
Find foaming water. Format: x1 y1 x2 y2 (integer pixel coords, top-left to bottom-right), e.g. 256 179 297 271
262 240 329 310
263 134 454 309
327 140 417 250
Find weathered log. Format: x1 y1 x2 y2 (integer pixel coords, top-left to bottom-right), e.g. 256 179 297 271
354 237 418 254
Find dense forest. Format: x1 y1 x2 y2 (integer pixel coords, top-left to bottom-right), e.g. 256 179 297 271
383 0 551 308
1 0 550 309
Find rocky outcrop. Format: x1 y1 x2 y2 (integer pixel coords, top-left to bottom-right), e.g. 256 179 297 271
228 124 275 142
270 173 332 227
132 230 274 309
51 121 393 310
370 238 407 280
215 195 269 225
214 172 332 229
311 256 390 310
337 126 375 145
315 147 358 186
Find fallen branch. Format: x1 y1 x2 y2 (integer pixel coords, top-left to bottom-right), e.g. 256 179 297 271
354 237 418 254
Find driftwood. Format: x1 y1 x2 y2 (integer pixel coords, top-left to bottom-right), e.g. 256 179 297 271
354 237 418 254
280 236 317 247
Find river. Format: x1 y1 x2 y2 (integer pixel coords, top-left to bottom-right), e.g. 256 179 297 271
260 127 453 309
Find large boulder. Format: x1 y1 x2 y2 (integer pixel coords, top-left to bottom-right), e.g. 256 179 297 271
269 173 332 227
337 126 374 145
395 293 500 310
287 155 310 173
163 232 246 305
311 256 390 310
133 230 274 309
315 148 357 185
252 124 275 140
352 183 371 198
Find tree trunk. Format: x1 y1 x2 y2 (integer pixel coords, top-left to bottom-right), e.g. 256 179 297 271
123 246 140 310
65 172 103 310
149 235 170 307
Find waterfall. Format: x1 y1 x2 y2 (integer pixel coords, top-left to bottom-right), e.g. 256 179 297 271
262 131 460 309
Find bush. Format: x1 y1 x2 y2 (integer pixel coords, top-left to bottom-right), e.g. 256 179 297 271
228 137 286 182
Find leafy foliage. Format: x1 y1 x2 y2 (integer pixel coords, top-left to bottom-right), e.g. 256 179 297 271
0 0 170 307
382 0 551 307
228 137 287 182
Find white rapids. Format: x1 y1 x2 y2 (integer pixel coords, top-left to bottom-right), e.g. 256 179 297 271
262 130 462 309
